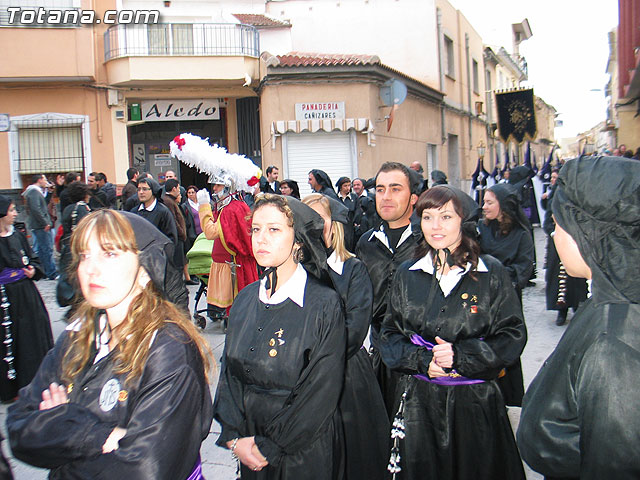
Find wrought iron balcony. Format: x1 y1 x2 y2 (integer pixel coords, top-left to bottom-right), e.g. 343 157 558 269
104 23 260 61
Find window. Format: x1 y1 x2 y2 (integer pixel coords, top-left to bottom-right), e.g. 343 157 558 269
485 70 493 122
444 35 455 78
472 59 479 94
18 126 84 174
147 24 194 55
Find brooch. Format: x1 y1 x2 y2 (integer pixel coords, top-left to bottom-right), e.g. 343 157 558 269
268 329 285 357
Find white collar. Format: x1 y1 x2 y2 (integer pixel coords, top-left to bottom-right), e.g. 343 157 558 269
188 198 199 210
138 198 157 211
259 263 307 307
409 252 488 297
0 225 14 238
368 223 413 252
327 250 344 275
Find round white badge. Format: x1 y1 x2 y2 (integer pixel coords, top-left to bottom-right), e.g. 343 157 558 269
99 379 121 412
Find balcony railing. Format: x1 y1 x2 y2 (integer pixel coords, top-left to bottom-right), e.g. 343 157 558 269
104 23 260 61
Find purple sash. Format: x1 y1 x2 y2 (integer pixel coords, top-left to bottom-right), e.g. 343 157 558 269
410 334 484 386
186 455 204 480
0 268 26 285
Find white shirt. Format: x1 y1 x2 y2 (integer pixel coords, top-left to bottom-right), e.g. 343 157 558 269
368 224 413 252
327 250 345 275
259 263 307 307
138 198 157 212
409 252 489 297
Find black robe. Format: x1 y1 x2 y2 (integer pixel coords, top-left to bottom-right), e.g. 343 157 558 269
541 186 588 311
328 257 388 480
379 255 526 480
214 276 346 480
7 323 212 479
477 220 534 291
0 228 53 401
518 301 640 479
477 220 534 406
355 223 421 414
130 202 178 247
544 239 588 311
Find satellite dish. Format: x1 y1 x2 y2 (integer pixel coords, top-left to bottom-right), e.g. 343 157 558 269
380 79 407 106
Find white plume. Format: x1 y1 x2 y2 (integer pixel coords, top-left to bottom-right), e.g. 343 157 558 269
170 133 262 193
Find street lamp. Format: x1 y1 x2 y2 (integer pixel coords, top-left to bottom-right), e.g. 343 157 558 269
477 141 486 159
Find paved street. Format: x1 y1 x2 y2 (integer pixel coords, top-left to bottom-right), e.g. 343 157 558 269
1 226 567 479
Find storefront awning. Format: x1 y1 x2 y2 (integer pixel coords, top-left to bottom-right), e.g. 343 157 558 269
270 118 375 149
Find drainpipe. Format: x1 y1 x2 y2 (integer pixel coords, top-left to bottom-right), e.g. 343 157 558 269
92 0 103 143
465 33 472 152
437 8 446 145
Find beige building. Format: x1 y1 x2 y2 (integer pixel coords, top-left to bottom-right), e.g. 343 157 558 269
1 0 555 199
259 53 443 197
0 0 262 191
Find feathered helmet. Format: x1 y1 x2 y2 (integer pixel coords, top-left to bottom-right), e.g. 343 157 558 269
170 133 261 193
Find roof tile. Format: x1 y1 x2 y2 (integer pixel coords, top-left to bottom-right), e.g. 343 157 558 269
275 52 381 67
232 14 290 27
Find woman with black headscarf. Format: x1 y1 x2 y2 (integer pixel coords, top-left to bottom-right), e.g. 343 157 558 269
0 195 53 403
214 194 346 479
303 193 388 480
379 185 526 480
308 169 339 199
517 156 640 480
478 183 534 407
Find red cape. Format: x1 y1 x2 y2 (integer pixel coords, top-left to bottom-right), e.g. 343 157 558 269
216 199 258 293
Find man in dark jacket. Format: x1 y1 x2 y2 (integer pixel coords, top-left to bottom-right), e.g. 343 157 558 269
120 167 139 206
95 172 117 209
259 165 280 194
518 155 640 479
22 174 58 280
130 177 177 247
355 162 422 413
308 169 338 199
87 172 108 210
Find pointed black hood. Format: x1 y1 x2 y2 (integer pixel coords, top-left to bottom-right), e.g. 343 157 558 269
552 155 640 304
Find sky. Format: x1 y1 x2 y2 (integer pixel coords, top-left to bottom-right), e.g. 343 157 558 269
448 0 619 139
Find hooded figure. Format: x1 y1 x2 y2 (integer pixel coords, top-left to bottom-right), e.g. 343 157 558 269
477 183 534 407
518 156 640 479
309 169 339 199
214 194 346 479
508 165 540 224
430 170 448 186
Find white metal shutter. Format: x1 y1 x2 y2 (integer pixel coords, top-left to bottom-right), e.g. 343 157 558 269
284 131 355 198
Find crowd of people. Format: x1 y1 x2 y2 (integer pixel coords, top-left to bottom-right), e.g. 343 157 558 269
0 148 638 480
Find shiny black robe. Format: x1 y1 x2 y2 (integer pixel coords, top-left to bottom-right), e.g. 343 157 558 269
518 301 640 479
214 277 346 480
7 324 212 479
380 255 526 480
355 224 421 414
0 229 53 401
477 220 534 406
328 257 388 480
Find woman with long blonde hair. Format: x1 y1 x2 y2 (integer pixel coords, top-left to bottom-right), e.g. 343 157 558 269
302 193 388 480
7 210 214 480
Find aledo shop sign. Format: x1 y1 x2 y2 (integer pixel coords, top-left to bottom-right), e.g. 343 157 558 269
141 99 220 122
